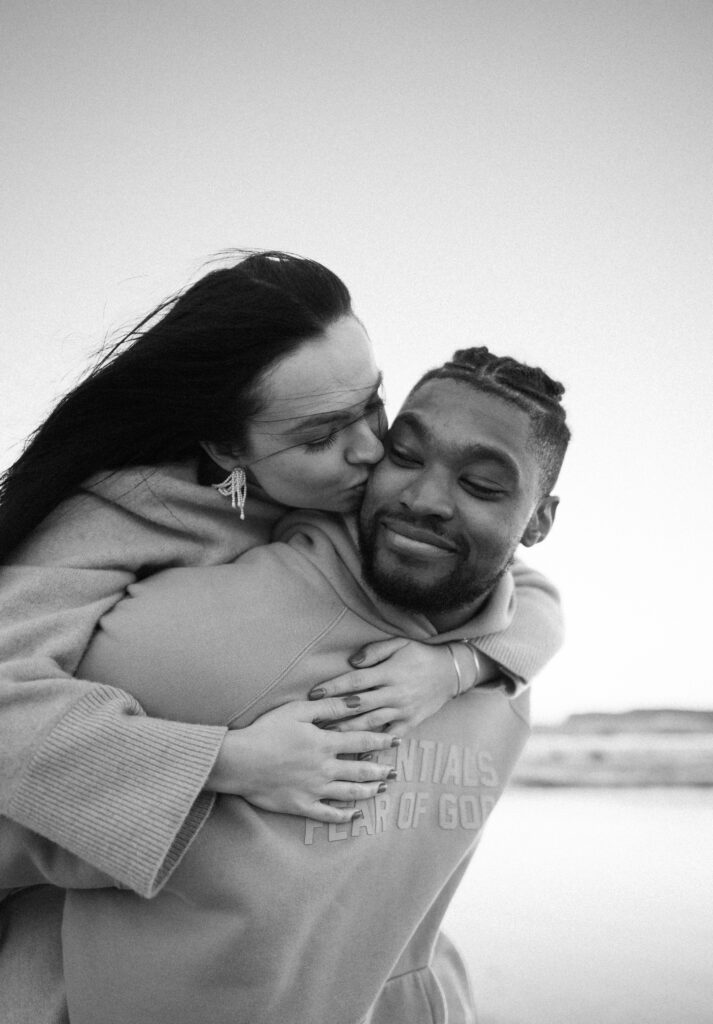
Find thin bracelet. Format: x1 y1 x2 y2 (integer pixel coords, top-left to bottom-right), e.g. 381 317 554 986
446 643 465 698
460 639 482 687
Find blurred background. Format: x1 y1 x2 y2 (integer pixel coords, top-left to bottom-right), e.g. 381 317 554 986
3 3 711 1020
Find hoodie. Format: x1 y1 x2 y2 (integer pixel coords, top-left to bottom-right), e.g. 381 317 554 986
60 513 539 1024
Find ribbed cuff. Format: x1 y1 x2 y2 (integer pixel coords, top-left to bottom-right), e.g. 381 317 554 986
476 632 562 687
9 689 227 898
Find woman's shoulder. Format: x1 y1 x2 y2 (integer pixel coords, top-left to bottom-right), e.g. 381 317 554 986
85 461 284 543
83 460 201 510
13 460 282 570
84 459 267 558
80 461 205 532
9 461 224 569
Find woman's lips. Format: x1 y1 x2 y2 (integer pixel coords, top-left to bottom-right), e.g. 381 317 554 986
380 517 458 557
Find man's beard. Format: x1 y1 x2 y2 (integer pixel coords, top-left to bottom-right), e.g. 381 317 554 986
357 514 513 617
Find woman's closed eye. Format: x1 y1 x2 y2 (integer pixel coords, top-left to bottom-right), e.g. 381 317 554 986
304 399 386 454
305 431 339 453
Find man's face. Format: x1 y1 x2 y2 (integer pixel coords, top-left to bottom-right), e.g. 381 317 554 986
358 379 557 626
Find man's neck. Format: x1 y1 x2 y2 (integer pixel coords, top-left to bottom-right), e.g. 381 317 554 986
426 591 490 633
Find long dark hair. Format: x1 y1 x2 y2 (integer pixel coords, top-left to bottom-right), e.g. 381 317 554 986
0 251 353 560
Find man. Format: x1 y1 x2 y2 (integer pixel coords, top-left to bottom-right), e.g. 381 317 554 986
49 347 571 1024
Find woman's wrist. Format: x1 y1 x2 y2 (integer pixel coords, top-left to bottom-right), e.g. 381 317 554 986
206 729 260 796
445 642 505 698
460 640 482 688
445 642 479 697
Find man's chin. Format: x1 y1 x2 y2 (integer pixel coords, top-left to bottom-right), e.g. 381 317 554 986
362 550 512 618
362 562 462 616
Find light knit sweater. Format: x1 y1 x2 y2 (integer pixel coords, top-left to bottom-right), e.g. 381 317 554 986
0 460 562 898
1 461 284 896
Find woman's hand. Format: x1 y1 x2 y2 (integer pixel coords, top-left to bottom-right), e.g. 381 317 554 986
307 638 492 737
207 699 399 823
310 638 455 736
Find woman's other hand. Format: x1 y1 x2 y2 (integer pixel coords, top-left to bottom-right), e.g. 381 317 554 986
207 700 399 823
307 638 498 737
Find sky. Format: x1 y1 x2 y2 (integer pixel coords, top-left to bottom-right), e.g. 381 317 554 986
2 0 712 724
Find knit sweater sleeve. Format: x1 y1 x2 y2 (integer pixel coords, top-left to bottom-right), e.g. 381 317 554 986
441 559 564 689
0 466 270 897
0 815 117 893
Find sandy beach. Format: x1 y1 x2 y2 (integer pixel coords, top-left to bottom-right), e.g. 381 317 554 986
443 787 713 1024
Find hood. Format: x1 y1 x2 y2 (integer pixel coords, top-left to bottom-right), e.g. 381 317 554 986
274 509 516 643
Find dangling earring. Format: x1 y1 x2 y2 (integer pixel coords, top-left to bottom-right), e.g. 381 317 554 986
213 467 247 520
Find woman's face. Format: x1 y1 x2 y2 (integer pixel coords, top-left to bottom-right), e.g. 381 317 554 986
241 315 386 513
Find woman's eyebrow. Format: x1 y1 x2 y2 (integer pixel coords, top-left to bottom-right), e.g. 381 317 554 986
281 374 384 436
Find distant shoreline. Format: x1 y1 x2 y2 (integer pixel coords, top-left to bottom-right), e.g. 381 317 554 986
513 708 713 787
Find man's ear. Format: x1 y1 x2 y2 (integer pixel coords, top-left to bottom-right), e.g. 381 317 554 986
520 495 559 548
200 441 242 474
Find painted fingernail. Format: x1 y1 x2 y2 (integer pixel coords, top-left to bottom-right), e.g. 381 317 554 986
350 651 366 665
351 810 364 820
386 768 397 780
377 782 387 793
345 696 361 709
309 687 326 700
390 736 401 747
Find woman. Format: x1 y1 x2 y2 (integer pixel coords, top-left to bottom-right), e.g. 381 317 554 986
1 251 560 898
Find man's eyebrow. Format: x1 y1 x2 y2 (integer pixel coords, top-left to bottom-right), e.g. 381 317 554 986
394 411 521 481
281 373 384 435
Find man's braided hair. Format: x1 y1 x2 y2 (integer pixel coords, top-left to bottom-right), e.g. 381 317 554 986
412 346 571 494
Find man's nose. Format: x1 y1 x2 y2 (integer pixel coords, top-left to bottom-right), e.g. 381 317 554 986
399 470 454 519
344 418 385 466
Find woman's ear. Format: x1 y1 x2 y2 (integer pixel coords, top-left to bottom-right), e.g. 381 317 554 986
520 495 559 548
199 441 241 474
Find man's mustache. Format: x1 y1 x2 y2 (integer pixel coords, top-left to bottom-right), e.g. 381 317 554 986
376 512 468 556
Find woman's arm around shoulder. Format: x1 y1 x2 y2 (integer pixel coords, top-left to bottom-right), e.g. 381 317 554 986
0 465 248 897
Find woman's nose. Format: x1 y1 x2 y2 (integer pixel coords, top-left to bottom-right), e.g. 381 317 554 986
345 418 385 466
